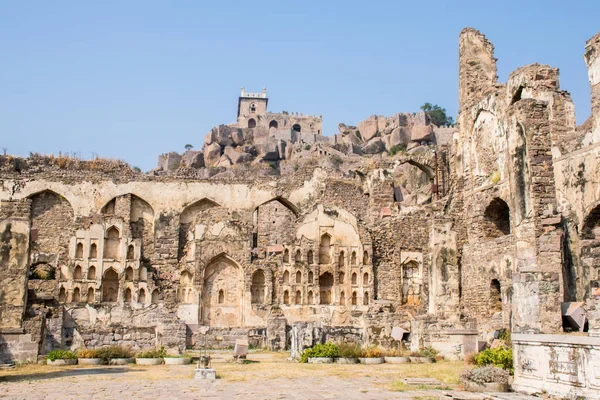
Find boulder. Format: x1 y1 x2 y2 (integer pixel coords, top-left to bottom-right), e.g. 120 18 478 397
215 125 235 147
216 154 232 168
204 130 215 146
182 150 204 169
224 146 253 164
410 124 435 143
362 137 386 154
338 123 358 136
390 127 411 147
231 128 245 146
204 142 222 167
358 115 380 142
382 134 392 151
342 131 362 146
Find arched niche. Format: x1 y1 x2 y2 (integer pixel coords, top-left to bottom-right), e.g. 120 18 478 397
484 198 511 238
201 254 243 327
319 272 333 305
178 198 220 261
253 198 298 249
104 226 121 259
102 268 119 302
28 190 74 259
319 234 331 264
251 269 266 304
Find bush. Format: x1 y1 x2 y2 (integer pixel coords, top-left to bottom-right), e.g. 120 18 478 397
361 346 383 358
96 345 134 360
473 347 513 374
77 348 102 359
338 343 362 358
419 346 439 358
300 343 339 363
388 144 406 156
304 144 311 151
136 347 166 359
46 349 77 361
460 366 509 386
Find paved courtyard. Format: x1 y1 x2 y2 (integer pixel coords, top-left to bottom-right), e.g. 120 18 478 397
0 354 537 400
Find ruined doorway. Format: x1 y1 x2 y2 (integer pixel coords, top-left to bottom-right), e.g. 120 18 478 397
201 255 243 327
102 268 119 302
319 272 333 304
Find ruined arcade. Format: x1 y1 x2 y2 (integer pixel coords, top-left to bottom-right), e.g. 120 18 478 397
2 28 600 398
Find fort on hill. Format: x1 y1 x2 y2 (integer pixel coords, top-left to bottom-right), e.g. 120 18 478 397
1 28 600 399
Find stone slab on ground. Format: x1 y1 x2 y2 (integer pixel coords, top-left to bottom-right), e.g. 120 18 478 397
403 377 444 386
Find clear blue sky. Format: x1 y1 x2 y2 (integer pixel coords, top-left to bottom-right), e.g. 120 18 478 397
1 1 599 171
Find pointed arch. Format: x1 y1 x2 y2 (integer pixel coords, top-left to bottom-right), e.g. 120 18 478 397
283 270 290 284
338 251 345 267
89 243 98 259
308 271 314 284
351 251 357 266
86 287 95 303
28 190 74 258
319 233 331 264
125 267 134 281
319 272 333 305
295 270 302 284
307 250 314 265
58 286 67 303
151 289 160 304
179 198 221 260
340 291 346 306
75 242 83 259
201 253 244 326
484 197 511 237
72 287 81 302
254 197 299 249
308 290 314 304
251 269 266 304
102 268 119 302
73 265 82 280
87 265 96 280
283 248 290 263
351 272 357 285
124 287 132 303
138 288 146 304
104 226 121 259
295 249 302 264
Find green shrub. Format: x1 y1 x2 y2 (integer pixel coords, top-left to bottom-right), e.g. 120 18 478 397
46 349 77 361
460 366 509 385
473 347 513 374
419 346 439 358
300 342 339 363
388 144 406 156
96 345 134 360
338 343 362 358
304 144 311 151
136 347 166 359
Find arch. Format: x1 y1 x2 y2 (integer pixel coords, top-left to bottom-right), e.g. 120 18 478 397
308 271 314 284
151 289 159 304
86 287 94 303
254 197 300 217
251 269 266 304
73 265 82 280
127 245 134 260
363 251 370 265
101 198 116 215
351 272 357 285
28 190 74 259
181 270 193 285
253 197 298 250
72 287 81 302
319 272 333 305
248 118 256 128
340 291 346 306
218 289 225 304
295 250 302 264
339 272 345 284
75 242 83 259
138 288 146 304
338 251 345 267
125 267 134 281
124 287 132 303
292 124 301 132
89 243 97 259
269 120 278 129
283 290 290 305
401 260 421 305
319 233 331 264
283 270 290 284
283 249 290 263
363 292 369 305
58 286 67 303
295 290 302 305
180 270 194 303
351 291 357 305
484 198 511 237
295 270 302 284
490 279 502 312
201 254 243 326
363 272 369 285
351 251 357 266
102 268 119 302
178 197 220 260
87 265 96 280
307 250 314 265
139 266 147 281
308 290 314 304
582 203 600 239
104 226 121 259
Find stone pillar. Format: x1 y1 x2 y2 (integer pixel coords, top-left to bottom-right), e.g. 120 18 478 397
584 32 600 133
587 296 600 337
458 28 497 112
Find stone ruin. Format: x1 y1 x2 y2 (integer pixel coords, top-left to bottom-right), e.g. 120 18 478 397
1 27 600 398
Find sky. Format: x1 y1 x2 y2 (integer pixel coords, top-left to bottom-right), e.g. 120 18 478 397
1 1 599 171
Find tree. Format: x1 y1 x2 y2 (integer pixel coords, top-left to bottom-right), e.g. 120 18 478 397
420 103 454 126
184 144 193 151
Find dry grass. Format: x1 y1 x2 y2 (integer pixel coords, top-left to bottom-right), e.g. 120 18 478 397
0 354 463 389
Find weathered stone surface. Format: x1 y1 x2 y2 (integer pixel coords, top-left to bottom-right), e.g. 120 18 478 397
410 125 434 142
203 142 222 167
361 137 385 154
358 115 380 142
182 151 204 169
256 141 279 161
390 127 411 147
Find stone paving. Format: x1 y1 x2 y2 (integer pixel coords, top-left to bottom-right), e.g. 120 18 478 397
0 363 541 400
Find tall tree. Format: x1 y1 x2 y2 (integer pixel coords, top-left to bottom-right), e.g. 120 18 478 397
420 103 454 126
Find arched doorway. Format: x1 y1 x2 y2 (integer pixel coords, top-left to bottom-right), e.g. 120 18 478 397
102 268 119 302
248 118 256 128
201 255 243 326
269 120 278 129
292 124 301 133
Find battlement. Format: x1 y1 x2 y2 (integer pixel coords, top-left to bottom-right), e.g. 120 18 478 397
240 86 267 99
